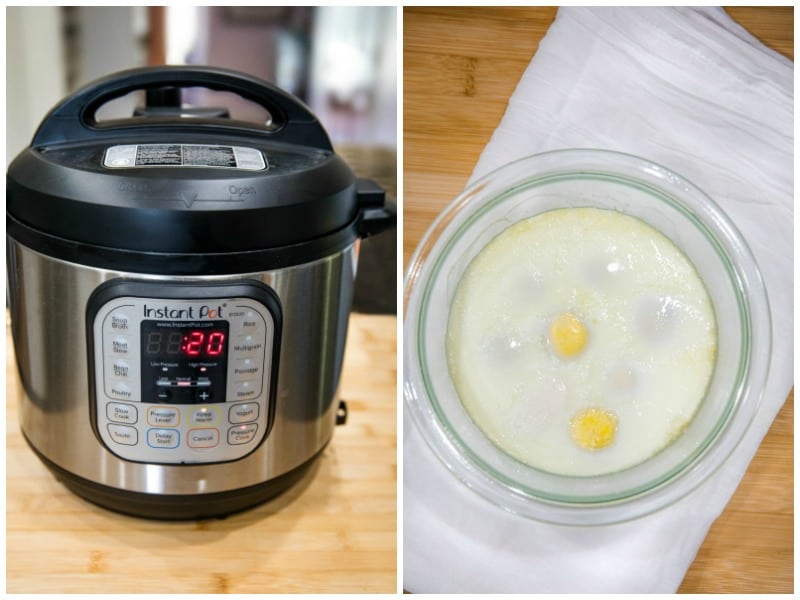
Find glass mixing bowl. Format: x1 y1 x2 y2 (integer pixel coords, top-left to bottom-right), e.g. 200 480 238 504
404 149 771 525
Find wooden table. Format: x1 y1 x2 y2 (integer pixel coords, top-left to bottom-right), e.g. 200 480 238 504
404 7 792 594
6 312 397 593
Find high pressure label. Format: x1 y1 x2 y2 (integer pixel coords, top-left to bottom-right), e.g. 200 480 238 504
104 144 267 171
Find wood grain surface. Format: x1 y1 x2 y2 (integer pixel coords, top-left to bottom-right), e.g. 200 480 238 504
403 6 793 594
6 312 397 593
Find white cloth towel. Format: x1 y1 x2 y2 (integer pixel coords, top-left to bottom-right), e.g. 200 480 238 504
404 7 792 593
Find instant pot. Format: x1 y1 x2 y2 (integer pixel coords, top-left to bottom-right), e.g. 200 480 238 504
6 66 395 519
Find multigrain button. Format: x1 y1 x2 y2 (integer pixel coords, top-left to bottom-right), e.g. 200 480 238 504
106 402 138 424
107 423 138 445
229 402 259 424
231 334 264 357
228 423 258 445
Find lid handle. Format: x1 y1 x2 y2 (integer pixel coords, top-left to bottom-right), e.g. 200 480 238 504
31 65 333 150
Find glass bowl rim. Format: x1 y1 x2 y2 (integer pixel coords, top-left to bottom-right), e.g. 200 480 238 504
403 148 772 526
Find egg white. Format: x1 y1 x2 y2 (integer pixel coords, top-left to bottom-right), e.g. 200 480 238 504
446 207 717 476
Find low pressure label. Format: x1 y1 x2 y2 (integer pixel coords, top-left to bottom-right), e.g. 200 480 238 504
104 144 266 171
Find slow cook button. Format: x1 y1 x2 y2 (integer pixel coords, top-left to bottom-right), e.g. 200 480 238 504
147 428 180 449
106 402 138 424
229 402 259 424
232 358 261 380
107 423 138 446
147 406 180 427
228 423 258 445
187 428 220 449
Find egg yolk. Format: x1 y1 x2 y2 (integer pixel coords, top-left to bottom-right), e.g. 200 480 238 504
570 407 617 450
548 313 588 358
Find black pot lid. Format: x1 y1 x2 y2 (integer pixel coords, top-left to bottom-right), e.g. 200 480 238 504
6 66 391 265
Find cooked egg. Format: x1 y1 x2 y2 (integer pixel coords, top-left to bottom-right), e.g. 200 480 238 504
446 207 716 476
548 312 588 358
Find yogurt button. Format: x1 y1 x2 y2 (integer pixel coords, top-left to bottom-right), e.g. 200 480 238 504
229 402 259 424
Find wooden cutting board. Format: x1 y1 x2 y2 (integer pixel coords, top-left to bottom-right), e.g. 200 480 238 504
6 312 397 593
404 6 792 594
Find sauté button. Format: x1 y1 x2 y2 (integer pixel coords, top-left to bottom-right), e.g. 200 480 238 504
107 423 138 445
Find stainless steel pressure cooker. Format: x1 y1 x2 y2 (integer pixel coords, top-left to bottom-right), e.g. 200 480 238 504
6 66 395 519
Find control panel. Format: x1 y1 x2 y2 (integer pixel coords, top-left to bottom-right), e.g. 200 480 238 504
88 282 280 464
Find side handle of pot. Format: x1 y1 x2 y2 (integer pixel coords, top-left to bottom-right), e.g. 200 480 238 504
355 178 396 238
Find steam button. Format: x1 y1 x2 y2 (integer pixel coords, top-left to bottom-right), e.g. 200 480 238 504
232 380 259 400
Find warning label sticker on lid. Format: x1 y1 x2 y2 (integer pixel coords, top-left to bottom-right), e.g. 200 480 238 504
103 144 267 171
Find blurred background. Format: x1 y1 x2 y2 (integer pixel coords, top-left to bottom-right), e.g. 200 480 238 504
6 5 397 314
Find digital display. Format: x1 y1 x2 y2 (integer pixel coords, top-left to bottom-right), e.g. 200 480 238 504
144 328 227 357
140 320 230 404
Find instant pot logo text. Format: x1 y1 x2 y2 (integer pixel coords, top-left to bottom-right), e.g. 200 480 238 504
143 305 224 319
